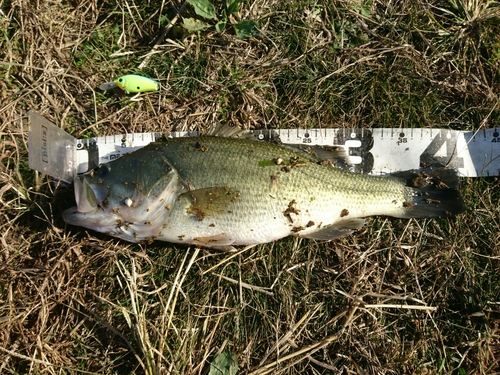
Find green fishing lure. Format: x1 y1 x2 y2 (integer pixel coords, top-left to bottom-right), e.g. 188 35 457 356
99 74 160 101
114 75 159 93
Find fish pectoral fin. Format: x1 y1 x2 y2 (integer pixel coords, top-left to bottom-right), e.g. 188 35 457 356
179 187 241 221
300 219 365 240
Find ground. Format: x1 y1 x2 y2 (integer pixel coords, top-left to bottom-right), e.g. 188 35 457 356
1 0 500 374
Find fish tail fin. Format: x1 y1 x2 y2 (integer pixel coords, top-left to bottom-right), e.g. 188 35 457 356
393 164 466 218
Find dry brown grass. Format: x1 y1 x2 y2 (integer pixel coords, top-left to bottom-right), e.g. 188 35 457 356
1 0 500 374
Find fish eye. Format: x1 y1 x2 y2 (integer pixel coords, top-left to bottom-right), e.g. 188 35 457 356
122 197 133 207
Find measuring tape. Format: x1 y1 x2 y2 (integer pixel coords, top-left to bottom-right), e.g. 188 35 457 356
74 128 500 177
28 111 500 182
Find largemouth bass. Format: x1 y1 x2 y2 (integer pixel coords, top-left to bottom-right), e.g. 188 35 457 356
63 135 465 249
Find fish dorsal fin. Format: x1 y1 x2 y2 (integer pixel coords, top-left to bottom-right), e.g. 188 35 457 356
308 145 349 165
300 219 365 241
179 187 241 221
205 125 350 166
280 144 349 165
205 123 255 139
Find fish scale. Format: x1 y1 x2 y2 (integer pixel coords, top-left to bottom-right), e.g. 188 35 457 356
63 135 465 249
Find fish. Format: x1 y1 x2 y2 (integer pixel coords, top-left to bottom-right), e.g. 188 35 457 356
63 134 465 249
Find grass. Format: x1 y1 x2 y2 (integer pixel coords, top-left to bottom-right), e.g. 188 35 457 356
1 0 500 373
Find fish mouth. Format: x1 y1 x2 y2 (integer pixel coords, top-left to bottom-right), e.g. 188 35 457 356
63 176 114 228
73 176 109 213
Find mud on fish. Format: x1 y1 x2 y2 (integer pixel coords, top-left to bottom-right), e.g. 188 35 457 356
63 134 465 250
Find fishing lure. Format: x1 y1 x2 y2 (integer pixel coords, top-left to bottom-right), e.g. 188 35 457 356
99 74 159 101
114 75 159 93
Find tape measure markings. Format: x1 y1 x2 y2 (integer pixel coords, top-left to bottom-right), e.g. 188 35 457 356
72 128 500 177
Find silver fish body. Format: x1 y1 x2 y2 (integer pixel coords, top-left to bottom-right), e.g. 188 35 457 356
63 136 464 249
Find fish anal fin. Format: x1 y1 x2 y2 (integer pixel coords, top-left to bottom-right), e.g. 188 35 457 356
179 187 241 221
192 234 235 250
300 219 365 241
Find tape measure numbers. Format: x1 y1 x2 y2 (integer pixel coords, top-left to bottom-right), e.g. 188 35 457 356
27 111 500 181
73 128 500 178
